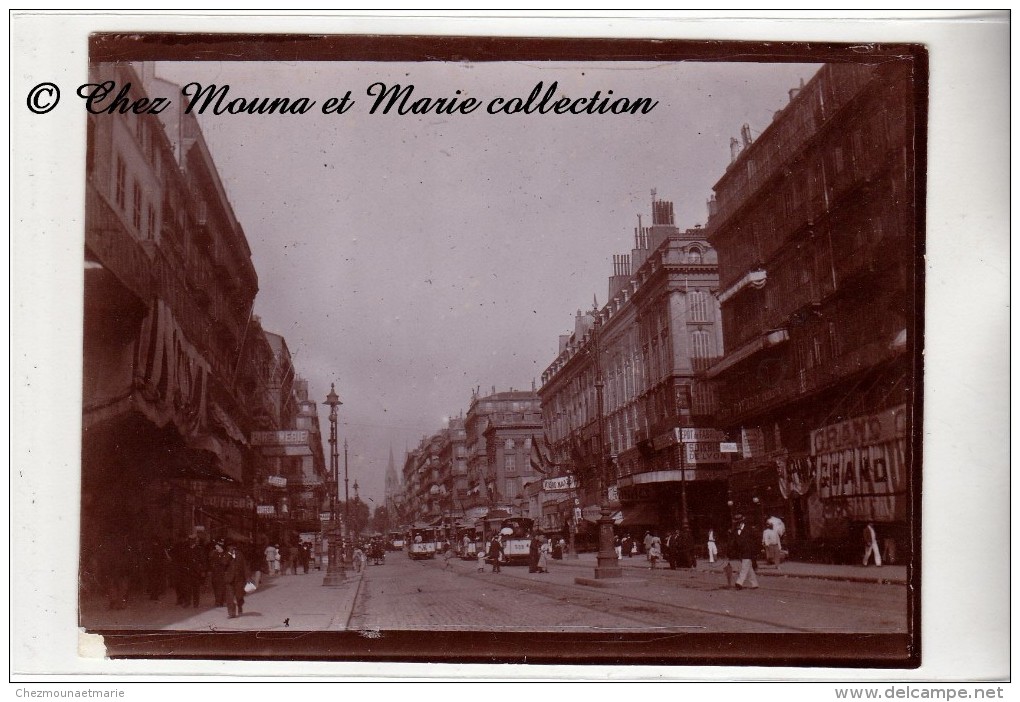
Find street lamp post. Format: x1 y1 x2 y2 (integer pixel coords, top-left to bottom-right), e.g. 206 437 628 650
344 438 351 563
322 383 346 586
591 303 623 580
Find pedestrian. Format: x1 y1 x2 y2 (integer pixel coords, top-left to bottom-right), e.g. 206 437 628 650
476 547 486 573
763 523 783 569
621 534 632 558
538 536 551 573
488 535 504 574
288 542 300 575
223 542 249 619
528 534 541 573
142 536 169 601
614 535 623 560
665 530 678 570
732 514 760 590
209 540 230 607
299 542 310 574
98 535 131 610
643 531 654 560
264 544 277 577
648 538 662 570
443 544 455 570
175 534 206 608
862 522 882 567
707 528 718 564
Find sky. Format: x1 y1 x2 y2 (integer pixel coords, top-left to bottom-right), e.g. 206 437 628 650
152 59 818 506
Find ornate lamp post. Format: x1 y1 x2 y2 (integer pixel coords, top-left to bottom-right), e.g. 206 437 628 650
591 302 623 580
344 438 351 563
322 383 346 586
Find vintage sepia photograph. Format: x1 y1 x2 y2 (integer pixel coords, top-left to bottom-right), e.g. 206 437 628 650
72 33 924 665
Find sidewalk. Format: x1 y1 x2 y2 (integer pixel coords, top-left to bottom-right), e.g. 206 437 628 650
80 567 365 632
551 552 908 585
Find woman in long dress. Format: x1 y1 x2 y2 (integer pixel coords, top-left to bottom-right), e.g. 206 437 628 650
538 537 551 573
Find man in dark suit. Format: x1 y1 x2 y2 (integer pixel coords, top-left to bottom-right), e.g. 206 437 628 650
732 515 760 590
224 542 249 619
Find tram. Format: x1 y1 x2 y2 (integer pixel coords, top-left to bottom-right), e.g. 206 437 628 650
405 524 440 560
387 530 405 552
454 525 480 560
475 515 535 565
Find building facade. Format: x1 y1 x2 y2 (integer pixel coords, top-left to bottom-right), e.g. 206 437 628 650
539 199 729 540
705 62 916 559
462 389 543 521
81 64 323 602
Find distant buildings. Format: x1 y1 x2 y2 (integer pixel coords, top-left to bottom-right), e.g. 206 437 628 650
705 62 915 557
396 388 542 527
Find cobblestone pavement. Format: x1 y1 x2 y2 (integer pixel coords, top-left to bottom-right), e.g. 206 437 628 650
79 553 908 635
347 551 908 634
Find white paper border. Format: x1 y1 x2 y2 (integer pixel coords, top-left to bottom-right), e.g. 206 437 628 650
9 10 1011 684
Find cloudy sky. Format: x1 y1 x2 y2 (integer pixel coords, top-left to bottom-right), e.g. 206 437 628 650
152 58 817 505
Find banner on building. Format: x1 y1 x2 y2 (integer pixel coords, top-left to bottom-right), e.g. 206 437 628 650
266 475 287 488
135 298 210 436
251 430 309 446
542 475 578 492
811 405 908 522
776 456 814 498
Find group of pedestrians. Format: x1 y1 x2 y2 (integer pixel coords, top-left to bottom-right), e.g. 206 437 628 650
261 541 313 576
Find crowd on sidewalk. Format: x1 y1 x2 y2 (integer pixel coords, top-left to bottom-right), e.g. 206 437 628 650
82 532 323 616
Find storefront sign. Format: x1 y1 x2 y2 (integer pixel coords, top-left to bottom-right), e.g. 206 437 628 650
251 430 309 446
812 406 908 522
259 445 312 457
200 494 255 511
677 427 727 444
542 475 578 492
741 427 766 458
256 504 277 516
685 442 729 465
810 406 906 455
720 442 739 453
266 475 287 488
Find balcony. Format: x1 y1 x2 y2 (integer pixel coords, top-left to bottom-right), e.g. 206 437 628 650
85 185 152 301
716 339 900 424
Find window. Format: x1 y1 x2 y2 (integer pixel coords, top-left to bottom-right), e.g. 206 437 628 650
131 180 142 231
687 247 704 264
504 438 515 451
688 290 710 322
691 330 712 359
147 204 156 240
505 453 516 475
115 157 126 210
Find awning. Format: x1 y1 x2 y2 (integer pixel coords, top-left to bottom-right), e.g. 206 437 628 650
619 503 660 528
582 509 622 525
706 328 789 379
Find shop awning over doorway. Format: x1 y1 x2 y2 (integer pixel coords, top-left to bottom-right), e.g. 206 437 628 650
620 503 660 528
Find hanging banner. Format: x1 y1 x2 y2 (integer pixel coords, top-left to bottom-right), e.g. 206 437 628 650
812 405 908 522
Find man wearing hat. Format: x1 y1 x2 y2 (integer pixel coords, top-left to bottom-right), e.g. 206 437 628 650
223 541 249 619
209 540 230 607
732 514 760 590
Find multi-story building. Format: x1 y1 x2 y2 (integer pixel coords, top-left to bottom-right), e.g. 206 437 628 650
82 62 268 564
539 198 728 539
463 388 544 521
705 62 915 557
438 417 469 523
